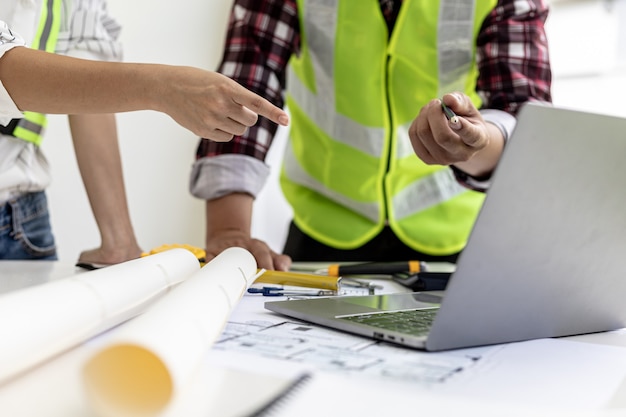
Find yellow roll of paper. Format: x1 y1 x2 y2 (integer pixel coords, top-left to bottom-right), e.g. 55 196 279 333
83 247 258 417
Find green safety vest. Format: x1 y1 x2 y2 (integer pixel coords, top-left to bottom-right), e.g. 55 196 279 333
281 0 497 255
11 0 62 146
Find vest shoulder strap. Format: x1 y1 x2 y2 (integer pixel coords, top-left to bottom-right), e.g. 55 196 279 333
13 0 62 146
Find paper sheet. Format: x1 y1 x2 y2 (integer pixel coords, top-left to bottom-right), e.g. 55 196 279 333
82 246 258 417
437 338 626 410
0 248 199 385
254 339 626 417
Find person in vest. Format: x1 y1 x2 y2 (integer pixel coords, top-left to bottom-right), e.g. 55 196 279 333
191 0 552 271
0 3 289 260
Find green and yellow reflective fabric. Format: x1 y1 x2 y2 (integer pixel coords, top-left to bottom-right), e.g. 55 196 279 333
282 0 496 255
12 0 62 146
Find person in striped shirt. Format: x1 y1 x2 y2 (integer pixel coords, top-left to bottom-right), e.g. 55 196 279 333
0 1 288 261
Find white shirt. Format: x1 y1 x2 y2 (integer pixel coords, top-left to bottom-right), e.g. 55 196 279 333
0 0 122 204
0 19 26 125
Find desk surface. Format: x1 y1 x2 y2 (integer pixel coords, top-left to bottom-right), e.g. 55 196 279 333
0 261 83 294
2 261 626 417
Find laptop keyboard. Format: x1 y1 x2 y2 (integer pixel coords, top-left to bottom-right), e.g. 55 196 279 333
339 308 439 337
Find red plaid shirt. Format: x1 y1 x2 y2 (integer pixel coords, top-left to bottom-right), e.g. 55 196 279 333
195 0 552 185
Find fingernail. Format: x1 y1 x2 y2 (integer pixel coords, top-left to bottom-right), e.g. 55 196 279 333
279 115 289 126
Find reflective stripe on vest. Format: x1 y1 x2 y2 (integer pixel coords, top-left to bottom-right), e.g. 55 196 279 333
282 0 496 254
13 0 62 146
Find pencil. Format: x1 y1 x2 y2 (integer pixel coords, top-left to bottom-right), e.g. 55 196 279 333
441 101 459 124
255 269 340 291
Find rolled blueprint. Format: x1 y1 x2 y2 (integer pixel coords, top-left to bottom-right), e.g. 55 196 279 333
83 246 258 417
0 248 200 384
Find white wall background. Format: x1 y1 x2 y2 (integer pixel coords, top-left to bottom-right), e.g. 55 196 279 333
42 0 292 261
548 0 626 117
41 0 625 261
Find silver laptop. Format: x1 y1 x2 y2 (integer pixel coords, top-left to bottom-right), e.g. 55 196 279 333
265 103 626 351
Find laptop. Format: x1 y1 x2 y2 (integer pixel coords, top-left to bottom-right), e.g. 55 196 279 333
265 103 626 351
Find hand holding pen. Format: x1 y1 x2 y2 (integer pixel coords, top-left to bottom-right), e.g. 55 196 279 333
407 92 503 178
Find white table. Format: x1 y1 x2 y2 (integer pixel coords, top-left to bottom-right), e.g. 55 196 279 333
2 261 626 417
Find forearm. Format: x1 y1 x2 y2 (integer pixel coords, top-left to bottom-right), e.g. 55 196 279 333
452 122 504 178
205 193 254 244
204 191 291 271
0 47 160 115
0 46 289 140
69 113 138 249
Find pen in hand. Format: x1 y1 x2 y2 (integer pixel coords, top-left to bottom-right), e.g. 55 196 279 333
441 100 459 125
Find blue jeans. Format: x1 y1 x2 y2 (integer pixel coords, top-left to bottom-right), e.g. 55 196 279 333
0 191 57 260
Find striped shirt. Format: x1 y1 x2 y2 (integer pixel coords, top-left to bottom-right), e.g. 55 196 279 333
0 0 123 204
56 0 122 60
190 0 552 200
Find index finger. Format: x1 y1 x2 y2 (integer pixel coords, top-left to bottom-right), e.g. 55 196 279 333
234 88 290 127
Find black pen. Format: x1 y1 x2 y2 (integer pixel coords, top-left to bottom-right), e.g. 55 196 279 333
248 287 335 297
441 100 459 124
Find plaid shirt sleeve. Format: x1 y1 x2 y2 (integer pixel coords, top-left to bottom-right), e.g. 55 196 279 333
476 0 552 114
192 0 553 195
194 0 299 162
452 0 552 191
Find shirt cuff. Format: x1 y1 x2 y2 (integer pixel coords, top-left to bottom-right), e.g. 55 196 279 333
189 154 270 200
451 109 517 191
450 165 492 192
480 109 517 142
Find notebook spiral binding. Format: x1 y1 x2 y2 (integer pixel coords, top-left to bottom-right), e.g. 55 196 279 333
248 373 312 417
